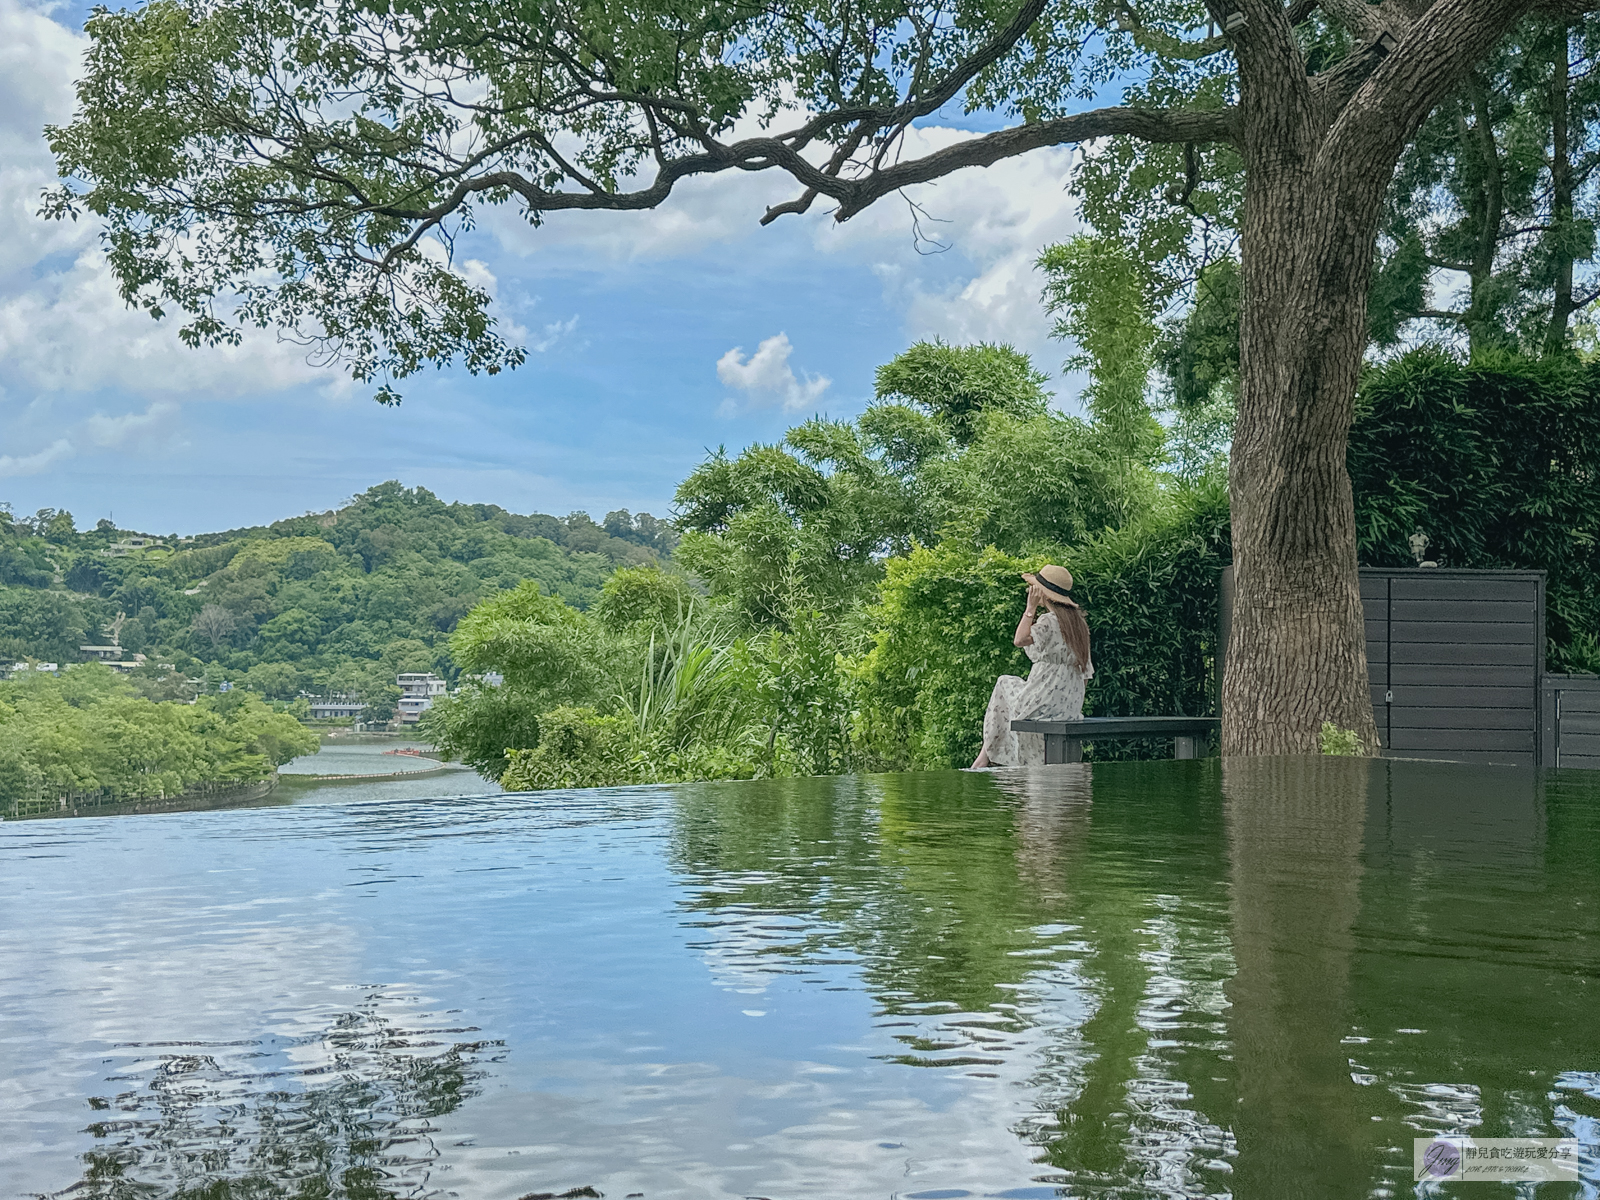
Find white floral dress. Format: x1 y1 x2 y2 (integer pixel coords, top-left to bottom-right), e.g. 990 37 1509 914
979 611 1093 766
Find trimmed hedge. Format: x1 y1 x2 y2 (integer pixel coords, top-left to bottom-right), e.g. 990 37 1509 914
1350 350 1600 672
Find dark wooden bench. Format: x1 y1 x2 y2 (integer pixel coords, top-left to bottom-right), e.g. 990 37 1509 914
1011 716 1221 764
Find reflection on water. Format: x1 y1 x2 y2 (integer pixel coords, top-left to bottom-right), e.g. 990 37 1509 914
279 741 451 776
65 994 499 1199
1 760 1597 1198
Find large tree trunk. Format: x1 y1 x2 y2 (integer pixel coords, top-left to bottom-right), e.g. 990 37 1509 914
1219 0 1529 756
1225 181 1382 755
1222 22 1395 756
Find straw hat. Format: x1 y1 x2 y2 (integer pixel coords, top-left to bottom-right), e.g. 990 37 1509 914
1024 564 1075 602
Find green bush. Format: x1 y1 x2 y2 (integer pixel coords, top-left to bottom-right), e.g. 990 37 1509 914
500 706 635 791
1350 349 1600 672
419 681 544 779
754 610 862 777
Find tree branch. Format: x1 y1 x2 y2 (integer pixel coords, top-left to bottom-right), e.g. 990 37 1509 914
1312 30 1400 122
1318 0 1411 41
1325 0 1533 171
828 106 1240 220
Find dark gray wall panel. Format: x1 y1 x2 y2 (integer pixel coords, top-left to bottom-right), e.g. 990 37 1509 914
1387 727 1535 752
1391 664 1540 688
1388 599 1538 623
1389 621 1535 643
1366 572 1543 764
1382 685 1536 708
1391 643 1537 666
1389 577 1539 602
1542 675 1600 767
1388 707 1534 730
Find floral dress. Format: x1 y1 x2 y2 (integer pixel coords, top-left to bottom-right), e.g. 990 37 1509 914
979 611 1093 767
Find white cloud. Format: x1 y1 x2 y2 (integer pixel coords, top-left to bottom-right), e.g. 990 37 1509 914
529 313 580 352
0 0 85 284
84 400 179 448
0 436 71 477
0 0 342 402
0 400 181 478
0 249 336 397
716 333 831 415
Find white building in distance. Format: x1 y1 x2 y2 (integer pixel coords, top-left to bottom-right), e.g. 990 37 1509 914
397 673 447 724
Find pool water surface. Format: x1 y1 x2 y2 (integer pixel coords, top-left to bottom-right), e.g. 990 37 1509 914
1 757 1596 1198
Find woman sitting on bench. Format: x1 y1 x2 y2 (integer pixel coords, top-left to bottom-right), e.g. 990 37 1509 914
971 565 1094 768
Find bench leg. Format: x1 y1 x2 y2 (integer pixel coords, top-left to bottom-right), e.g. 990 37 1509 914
1044 735 1083 765
1174 735 1198 760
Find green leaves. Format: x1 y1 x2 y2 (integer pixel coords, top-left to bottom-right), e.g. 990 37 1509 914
874 340 1050 445
448 580 613 701
0 667 316 813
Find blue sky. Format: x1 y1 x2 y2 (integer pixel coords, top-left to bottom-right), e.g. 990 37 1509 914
0 0 1090 535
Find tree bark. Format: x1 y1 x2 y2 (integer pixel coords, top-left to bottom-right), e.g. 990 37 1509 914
1220 0 1531 755
1225 139 1384 755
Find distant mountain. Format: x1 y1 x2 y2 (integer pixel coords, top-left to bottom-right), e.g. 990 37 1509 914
0 481 675 701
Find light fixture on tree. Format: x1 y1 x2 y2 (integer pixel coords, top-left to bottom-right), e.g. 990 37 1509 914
1222 7 1247 33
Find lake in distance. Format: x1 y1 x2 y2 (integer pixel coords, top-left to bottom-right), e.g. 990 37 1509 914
1 757 1597 1198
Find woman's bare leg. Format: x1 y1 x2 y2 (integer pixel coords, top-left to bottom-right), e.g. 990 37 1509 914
971 750 991 769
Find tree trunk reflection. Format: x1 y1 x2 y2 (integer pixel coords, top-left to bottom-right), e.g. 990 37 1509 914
1224 756 1374 1198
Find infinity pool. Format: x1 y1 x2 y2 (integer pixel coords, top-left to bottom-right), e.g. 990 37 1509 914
2 759 1596 1198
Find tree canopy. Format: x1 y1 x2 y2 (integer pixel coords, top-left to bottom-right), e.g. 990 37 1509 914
40 0 1301 400
0 665 317 812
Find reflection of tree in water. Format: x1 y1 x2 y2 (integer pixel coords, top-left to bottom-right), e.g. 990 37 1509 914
51 994 501 1200
669 772 1072 1025
668 767 1242 1193
663 762 1598 1196
1220 755 1371 1200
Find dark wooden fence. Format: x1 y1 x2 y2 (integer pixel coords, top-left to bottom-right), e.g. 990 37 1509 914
1544 674 1600 770
1221 567 1562 768
1360 569 1545 768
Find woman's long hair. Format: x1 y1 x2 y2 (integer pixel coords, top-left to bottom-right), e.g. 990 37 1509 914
1042 597 1092 669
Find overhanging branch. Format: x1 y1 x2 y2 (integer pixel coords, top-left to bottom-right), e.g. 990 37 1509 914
804 105 1237 223
367 105 1238 232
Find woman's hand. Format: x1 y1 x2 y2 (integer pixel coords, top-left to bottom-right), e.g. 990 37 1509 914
1015 581 1043 647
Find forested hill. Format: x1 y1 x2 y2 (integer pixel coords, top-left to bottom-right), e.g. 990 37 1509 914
0 482 675 703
